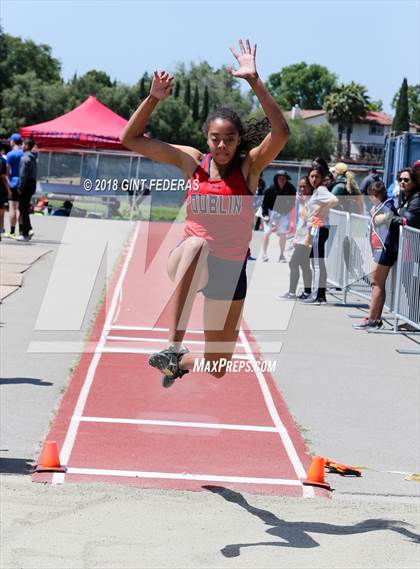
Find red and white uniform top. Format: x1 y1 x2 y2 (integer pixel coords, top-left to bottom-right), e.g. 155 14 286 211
183 154 254 261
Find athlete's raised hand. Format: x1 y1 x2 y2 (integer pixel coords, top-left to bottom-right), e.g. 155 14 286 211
228 39 258 81
150 70 173 100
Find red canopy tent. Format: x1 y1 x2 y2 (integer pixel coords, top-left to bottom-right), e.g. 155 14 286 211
19 96 128 151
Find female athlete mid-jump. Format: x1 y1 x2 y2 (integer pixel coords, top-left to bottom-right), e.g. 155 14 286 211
120 39 289 387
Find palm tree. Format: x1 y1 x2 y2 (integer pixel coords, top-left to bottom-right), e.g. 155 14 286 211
325 82 370 158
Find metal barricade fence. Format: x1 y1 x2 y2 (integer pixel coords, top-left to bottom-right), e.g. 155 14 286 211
325 210 349 290
393 225 420 330
327 211 397 311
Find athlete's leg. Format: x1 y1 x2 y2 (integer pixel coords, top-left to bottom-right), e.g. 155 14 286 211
179 297 245 378
166 236 209 346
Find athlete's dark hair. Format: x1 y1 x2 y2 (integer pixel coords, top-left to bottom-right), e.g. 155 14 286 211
203 107 270 156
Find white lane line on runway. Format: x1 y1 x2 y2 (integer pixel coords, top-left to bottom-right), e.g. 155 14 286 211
52 223 140 485
76 416 278 432
67 467 302 486
99 347 251 358
107 325 204 334
238 329 314 498
107 335 207 344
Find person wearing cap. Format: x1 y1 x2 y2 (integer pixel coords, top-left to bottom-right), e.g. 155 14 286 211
5 133 24 238
260 169 296 262
331 162 364 214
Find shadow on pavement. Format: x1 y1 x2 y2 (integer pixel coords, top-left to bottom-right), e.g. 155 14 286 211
203 486 420 557
0 457 35 474
0 377 53 386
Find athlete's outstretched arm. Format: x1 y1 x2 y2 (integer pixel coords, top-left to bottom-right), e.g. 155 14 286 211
228 39 289 172
119 71 200 178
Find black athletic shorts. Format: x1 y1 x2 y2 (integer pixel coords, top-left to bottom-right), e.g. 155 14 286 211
201 254 247 301
372 248 397 267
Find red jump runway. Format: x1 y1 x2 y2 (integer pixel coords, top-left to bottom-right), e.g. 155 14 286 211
34 221 326 497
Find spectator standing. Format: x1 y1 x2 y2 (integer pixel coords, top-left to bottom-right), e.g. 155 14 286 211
360 167 381 195
331 162 364 214
16 138 37 241
260 170 296 262
0 156 11 241
277 176 313 299
5 133 24 238
253 175 266 230
302 166 338 304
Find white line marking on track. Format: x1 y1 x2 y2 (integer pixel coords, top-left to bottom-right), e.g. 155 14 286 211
52 223 140 485
107 325 204 334
238 330 314 498
99 347 251 358
67 467 303 486
77 416 278 432
107 335 207 344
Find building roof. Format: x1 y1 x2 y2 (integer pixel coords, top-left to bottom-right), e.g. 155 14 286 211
285 109 326 120
286 108 394 127
360 111 393 126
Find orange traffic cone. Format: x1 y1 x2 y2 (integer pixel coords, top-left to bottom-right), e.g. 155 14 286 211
35 441 67 473
303 456 331 490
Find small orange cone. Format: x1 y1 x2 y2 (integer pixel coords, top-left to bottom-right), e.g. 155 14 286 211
303 456 331 490
35 441 67 473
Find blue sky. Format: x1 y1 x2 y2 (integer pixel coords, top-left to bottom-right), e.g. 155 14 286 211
2 0 419 114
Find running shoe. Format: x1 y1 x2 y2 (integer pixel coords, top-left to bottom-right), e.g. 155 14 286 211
15 235 31 242
262 255 269 262
3 232 15 239
298 291 311 300
353 318 383 330
276 292 296 300
278 255 287 263
148 344 189 388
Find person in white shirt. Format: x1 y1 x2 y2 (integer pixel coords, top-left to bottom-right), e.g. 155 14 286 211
302 166 338 304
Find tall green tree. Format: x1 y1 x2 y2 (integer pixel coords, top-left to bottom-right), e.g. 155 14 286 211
201 84 209 122
267 62 338 110
192 84 200 121
324 82 370 158
184 78 191 108
392 83 420 125
392 79 412 131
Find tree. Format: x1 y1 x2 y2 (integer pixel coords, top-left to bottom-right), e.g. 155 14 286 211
192 84 200 121
174 81 180 99
368 99 383 112
66 70 113 108
148 97 204 149
392 79 416 129
324 82 370 158
0 72 69 133
184 78 191 108
267 63 338 110
201 84 209 122
280 119 334 161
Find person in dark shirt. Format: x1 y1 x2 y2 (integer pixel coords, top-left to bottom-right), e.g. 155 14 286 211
360 168 381 195
16 138 37 241
5 133 24 237
260 170 296 262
